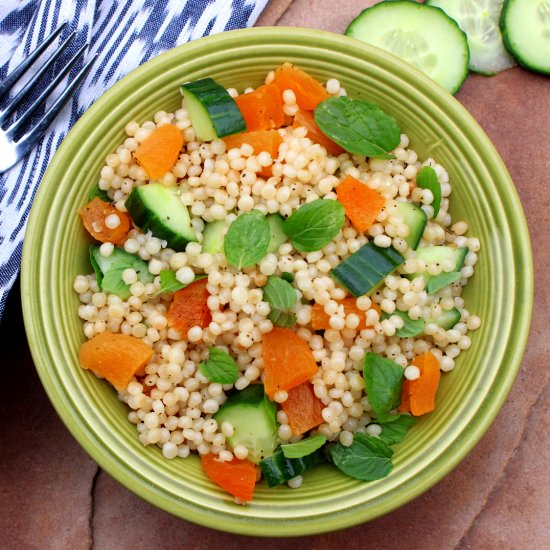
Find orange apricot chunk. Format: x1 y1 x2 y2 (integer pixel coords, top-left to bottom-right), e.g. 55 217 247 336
262 327 319 400
133 124 184 180
79 331 153 392
281 382 325 436
336 175 386 233
80 197 131 244
201 453 257 502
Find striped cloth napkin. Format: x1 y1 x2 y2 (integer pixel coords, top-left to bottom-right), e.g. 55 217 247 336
0 0 268 321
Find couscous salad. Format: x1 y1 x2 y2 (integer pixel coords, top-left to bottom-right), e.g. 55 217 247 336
74 63 481 502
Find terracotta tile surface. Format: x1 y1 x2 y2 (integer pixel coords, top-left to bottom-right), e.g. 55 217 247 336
1 0 549 548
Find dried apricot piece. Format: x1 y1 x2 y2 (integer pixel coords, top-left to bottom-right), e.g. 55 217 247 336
80 197 131 244
262 327 318 399
79 331 153 391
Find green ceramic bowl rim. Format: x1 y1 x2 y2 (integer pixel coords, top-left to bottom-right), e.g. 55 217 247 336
21 27 533 536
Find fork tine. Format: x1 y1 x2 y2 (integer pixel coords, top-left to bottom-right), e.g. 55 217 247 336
13 53 97 163
0 31 77 126
6 42 87 138
0 21 67 99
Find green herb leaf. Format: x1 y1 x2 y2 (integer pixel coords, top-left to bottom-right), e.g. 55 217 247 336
281 435 327 459
159 270 186 293
101 265 133 299
263 276 296 309
262 276 298 328
281 272 295 283
284 199 345 252
427 271 462 294
100 258 152 299
198 347 239 385
382 309 425 338
363 352 404 418
224 210 270 269
416 166 442 218
376 415 416 445
157 270 206 295
264 392 278 425
88 186 110 201
89 246 103 288
314 97 401 159
330 434 393 481
268 309 297 328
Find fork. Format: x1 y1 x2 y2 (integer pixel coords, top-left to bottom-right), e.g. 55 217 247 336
0 22 97 174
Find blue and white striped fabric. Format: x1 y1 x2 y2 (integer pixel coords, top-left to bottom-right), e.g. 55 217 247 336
0 0 268 321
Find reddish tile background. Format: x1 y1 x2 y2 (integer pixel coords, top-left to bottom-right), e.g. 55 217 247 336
1 1 549 548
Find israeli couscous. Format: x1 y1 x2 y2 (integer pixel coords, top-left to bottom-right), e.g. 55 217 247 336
74 63 481 502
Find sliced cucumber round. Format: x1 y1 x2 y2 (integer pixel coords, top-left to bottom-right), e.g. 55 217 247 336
500 0 550 74
427 0 516 75
345 1 470 94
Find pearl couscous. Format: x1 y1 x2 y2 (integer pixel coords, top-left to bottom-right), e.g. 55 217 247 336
74 64 480 501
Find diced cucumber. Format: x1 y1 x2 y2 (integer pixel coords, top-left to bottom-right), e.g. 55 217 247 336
416 246 468 270
125 183 197 252
427 0 516 75
395 201 427 250
202 214 287 256
332 242 404 297
500 0 550 75
266 214 287 254
202 219 229 255
89 245 153 299
428 307 462 330
180 78 246 141
213 384 278 464
409 246 468 285
345 1 469 94
259 447 326 487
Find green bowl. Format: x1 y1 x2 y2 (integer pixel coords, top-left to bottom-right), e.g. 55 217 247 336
21 27 532 536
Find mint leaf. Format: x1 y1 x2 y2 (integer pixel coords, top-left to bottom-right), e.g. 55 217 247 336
89 246 104 288
363 353 404 418
330 434 393 481
314 97 401 159
416 166 442 218
376 415 416 445
159 270 186 293
281 435 327 459
101 265 133 299
268 309 297 328
382 309 425 338
281 271 294 283
262 276 298 328
284 199 345 252
262 276 296 309
89 245 154 299
224 210 270 269
198 347 239 384
427 271 462 294
157 270 206 295
88 186 109 201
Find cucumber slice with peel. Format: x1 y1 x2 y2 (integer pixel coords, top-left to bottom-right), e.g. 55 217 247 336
500 0 550 75
408 245 468 286
202 219 230 255
125 183 197 252
428 307 462 330
213 384 278 464
180 78 246 141
332 242 404 297
345 1 470 94
427 0 516 75
395 201 427 251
